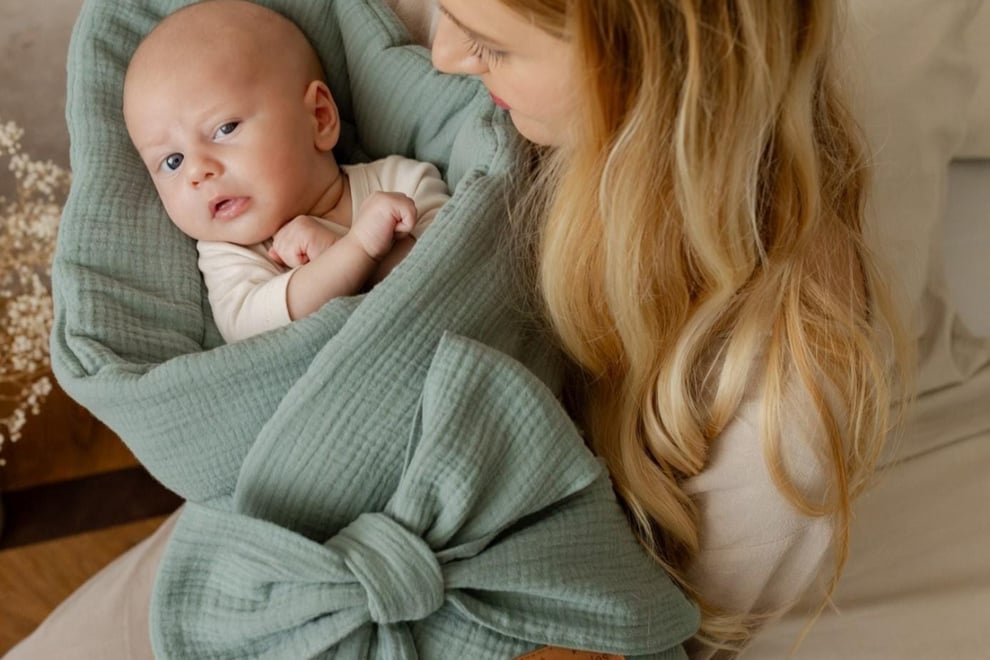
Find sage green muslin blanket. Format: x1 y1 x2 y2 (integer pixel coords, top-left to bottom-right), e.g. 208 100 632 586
52 0 699 657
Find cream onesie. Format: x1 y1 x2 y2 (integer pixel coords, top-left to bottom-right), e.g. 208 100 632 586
198 155 449 343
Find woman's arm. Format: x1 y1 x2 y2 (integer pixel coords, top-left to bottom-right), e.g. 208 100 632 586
683 386 835 629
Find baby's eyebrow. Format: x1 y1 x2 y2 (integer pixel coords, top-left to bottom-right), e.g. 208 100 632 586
129 127 169 153
133 144 167 168
130 139 172 170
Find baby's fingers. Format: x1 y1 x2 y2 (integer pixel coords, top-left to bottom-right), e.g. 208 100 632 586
270 242 309 268
394 204 417 233
268 246 286 267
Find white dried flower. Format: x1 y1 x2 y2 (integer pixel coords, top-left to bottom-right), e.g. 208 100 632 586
0 121 24 155
1 118 70 463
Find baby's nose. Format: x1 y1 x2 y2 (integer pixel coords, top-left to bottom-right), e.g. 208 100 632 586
188 155 222 186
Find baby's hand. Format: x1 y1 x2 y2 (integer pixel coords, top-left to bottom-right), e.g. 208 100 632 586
269 215 339 268
349 192 417 260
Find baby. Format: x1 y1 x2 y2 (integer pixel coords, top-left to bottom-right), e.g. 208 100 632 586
122 0 449 342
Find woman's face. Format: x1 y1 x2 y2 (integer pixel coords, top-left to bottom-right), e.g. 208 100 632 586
432 1 577 147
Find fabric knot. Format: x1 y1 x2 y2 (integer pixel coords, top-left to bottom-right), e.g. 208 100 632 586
329 512 444 624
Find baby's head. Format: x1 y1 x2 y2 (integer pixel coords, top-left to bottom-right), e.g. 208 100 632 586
123 0 341 245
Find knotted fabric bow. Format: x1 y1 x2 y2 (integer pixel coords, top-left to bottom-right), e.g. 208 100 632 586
151 336 698 659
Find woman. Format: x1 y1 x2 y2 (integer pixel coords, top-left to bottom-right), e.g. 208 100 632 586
432 0 910 656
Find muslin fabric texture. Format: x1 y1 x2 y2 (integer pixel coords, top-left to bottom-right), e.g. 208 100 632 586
51 0 699 658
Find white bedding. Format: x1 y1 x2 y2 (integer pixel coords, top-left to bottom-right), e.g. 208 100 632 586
746 160 990 659
746 427 990 658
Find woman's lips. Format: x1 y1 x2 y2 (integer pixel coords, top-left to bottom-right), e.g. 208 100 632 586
210 196 250 220
490 93 510 110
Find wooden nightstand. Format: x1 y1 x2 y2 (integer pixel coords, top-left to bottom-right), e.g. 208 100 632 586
0 374 181 548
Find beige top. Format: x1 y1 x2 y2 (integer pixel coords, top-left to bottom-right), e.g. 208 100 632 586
198 155 449 343
684 381 834 658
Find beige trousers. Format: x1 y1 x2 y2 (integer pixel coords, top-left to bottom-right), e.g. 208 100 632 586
3 510 179 660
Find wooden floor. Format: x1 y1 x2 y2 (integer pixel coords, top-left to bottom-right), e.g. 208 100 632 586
0 516 168 654
0 380 180 655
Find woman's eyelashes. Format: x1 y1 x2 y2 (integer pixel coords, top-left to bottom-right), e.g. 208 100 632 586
464 36 505 66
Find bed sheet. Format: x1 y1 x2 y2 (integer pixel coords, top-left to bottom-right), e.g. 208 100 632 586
747 160 990 658
745 423 990 658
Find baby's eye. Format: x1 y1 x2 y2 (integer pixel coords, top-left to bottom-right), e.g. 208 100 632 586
162 153 184 172
214 122 240 139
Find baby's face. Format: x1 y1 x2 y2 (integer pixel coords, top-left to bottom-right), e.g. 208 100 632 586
124 55 331 245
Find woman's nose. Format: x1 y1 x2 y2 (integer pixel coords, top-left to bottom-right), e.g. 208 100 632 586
431 14 488 76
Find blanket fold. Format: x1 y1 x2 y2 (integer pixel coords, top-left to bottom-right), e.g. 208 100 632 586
53 0 700 656
153 335 697 659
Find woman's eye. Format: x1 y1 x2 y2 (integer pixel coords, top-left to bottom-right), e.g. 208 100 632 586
464 37 506 66
163 153 184 172
214 122 239 138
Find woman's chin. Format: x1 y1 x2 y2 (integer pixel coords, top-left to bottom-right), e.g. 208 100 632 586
508 113 564 148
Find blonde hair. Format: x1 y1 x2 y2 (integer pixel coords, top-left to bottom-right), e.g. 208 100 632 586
502 0 912 650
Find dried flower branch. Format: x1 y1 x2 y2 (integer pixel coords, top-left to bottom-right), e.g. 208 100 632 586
0 119 70 465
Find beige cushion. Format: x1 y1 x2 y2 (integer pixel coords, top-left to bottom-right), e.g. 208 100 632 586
959 2 990 158
844 0 989 400
845 0 979 333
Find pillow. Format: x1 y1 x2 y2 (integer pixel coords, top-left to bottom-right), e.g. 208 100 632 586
843 0 986 397
958 1 990 159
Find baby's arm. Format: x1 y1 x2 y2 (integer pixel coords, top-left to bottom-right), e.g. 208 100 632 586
198 241 296 343
281 192 416 320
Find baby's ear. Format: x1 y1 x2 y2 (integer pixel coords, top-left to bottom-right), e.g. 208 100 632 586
306 80 340 152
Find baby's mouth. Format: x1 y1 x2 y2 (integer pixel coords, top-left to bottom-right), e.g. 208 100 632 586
210 196 249 220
